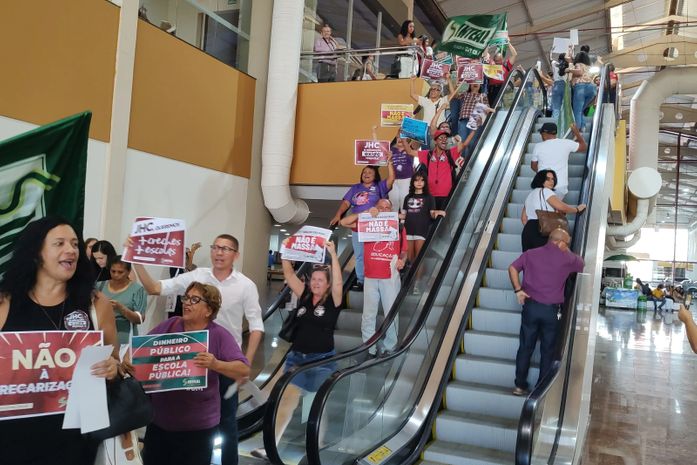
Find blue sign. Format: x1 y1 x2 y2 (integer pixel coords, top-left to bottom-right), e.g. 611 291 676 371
604 288 639 309
399 117 429 144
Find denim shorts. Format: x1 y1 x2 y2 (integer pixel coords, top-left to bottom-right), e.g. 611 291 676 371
285 350 337 392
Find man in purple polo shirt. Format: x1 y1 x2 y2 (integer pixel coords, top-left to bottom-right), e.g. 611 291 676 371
508 228 584 396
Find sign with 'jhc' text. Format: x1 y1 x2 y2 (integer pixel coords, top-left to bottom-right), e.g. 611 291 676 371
357 212 400 242
123 217 186 268
0 331 103 420
420 59 451 81
281 226 333 264
131 330 209 393
355 140 390 166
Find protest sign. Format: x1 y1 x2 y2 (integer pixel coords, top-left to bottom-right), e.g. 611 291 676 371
357 212 400 242
281 226 333 264
131 330 209 393
0 331 103 420
380 103 413 127
399 117 429 144
552 37 573 54
420 59 451 81
456 60 483 83
438 14 506 58
435 52 453 65
123 217 186 268
569 29 579 45
483 64 504 81
355 140 390 166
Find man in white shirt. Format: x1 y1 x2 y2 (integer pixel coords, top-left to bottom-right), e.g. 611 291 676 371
131 233 263 465
531 122 587 199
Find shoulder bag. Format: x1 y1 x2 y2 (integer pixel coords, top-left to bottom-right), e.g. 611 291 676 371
535 189 569 236
279 307 300 343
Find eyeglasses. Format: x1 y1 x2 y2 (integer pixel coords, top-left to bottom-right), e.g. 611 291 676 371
210 245 238 253
313 264 330 270
181 295 208 305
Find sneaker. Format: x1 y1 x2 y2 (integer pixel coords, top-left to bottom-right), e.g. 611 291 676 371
250 448 268 460
512 387 528 396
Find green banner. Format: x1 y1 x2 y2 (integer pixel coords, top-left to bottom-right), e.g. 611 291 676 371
437 14 506 58
0 112 91 275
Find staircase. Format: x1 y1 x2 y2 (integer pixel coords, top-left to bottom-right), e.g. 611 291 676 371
420 116 589 465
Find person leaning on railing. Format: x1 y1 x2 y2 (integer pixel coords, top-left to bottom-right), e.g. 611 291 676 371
314 24 338 82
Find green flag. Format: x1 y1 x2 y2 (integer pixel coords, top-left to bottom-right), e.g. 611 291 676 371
558 81 575 134
437 14 506 58
0 112 91 274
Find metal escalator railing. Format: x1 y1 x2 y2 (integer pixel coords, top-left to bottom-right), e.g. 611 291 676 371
261 68 532 465
237 226 354 437
301 69 548 465
515 64 613 465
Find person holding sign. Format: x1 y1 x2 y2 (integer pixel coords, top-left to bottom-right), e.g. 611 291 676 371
486 40 517 105
129 233 263 465
250 241 342 460
99 255 147 344
330 154 395 291
410 75 456 129
455 82 489 145
341 199 406 356
143 282 249 465
0 216 120 465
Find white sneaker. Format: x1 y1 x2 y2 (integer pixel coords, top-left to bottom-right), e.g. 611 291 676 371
250 448 269 460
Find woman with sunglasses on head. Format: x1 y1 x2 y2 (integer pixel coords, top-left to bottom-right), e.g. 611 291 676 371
521 169 586 252
250 240 342 460
142 282 249 465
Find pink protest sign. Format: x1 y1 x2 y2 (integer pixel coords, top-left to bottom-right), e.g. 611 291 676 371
123 217 186 268
420 59 451 81
457 61 484 83
355 140 390 166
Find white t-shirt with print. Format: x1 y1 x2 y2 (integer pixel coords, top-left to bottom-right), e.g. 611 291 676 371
524 188 557 220
418 95 449 127
531 138 580 196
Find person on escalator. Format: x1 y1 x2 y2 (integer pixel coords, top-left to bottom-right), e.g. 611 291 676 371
330 152 395 291
250 241 343 460
530 122 587 200
509 228 584 396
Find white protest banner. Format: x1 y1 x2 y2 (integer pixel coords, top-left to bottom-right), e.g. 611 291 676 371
552 37 573 54
123 217 186 268
357 212 400 242
281 226 333 263
569 29 579 45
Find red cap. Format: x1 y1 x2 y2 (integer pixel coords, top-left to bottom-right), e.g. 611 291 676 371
434 130 449 140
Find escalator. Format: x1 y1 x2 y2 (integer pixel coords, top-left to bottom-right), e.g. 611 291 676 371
299 66 615 465
256 68 538 465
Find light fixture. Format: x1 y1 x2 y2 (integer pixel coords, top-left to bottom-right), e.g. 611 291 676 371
284 233 290 236
279 229 287 232
274 224 281 227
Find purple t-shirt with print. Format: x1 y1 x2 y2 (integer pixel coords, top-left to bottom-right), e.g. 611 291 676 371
342 179 390 214
391 147 414 180
149 317 248 431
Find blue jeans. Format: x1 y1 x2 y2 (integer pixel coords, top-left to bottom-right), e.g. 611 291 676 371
551 80 565 120
448 98 462 134
351 232 364 283
285 350 337 392
572 83 596 131
515 299 561 390
218 377 239 465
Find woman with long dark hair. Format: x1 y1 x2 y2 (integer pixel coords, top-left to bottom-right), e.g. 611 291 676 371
397 19 420 78
0 216 120 465
401 171 445 263
90 239 117 284
550 52 571 120
520 170 586 251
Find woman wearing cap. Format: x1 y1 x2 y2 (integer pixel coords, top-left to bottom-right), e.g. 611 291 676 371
410 74 456 130
521 169 586 251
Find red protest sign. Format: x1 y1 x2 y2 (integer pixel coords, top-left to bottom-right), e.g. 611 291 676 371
457 60 483 84
420 59 451 81
357 212 400 242
123 217 186 268
355 140 390 166
281 226 332 264
0 331 103 420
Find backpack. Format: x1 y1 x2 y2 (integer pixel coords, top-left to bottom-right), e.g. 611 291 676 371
418 149 458 196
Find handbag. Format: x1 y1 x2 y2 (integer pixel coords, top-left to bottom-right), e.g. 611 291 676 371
87 373 153 441
535 189 569 237
279 307 300 343
94 430 143 465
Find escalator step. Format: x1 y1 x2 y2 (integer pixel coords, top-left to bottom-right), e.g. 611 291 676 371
423 440 512 465
454 353 539 388
463 330 540 363
495 233 521 253
524 151 586 165
519 164 584 178
490 250 520 270
477 288 520 312
483 269 512 290
434 411 518 453
471 307 520 333
444 380 525 420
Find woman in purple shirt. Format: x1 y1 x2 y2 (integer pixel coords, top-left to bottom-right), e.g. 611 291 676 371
142 282 249 465
330 153 395 290
389 136 415 216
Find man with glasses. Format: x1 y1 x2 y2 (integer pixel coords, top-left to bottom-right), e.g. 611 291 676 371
129 233 263 465
508 228 583 396
531 122 587 200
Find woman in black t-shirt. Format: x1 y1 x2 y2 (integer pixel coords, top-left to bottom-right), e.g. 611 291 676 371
401 172 446 263
251 240 343 460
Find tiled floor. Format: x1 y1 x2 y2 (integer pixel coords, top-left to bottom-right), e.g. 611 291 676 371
581 306 697 464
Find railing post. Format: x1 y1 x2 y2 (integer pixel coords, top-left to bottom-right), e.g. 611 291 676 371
376 11 382 71
345 0 354 81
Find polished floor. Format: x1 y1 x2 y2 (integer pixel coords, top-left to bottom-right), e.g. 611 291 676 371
581 306 697 464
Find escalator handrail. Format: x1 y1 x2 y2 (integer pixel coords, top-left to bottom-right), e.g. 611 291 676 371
261 68 529 465
304 69 540 465
515 64 611 465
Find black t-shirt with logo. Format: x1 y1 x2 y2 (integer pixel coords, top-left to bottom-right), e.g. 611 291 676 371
292 292 342 354
402 193 436 237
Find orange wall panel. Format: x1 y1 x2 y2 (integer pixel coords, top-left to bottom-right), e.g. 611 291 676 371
291 80 418 185
129 21 255 178
0 0 118 141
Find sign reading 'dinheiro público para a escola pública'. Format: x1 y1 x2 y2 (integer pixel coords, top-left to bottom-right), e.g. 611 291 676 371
131 330 209 394
281 226 333 264
0 331 103 420
123 217 186 268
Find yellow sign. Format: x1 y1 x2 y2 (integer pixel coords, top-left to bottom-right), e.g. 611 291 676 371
380 104 414 127
366 445 393 464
